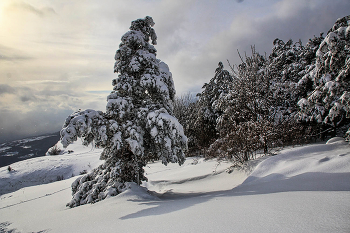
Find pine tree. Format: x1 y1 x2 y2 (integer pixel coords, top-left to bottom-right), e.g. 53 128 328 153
297 15 350 136
193 62 233 148
267 36 325 124
61 16 187 207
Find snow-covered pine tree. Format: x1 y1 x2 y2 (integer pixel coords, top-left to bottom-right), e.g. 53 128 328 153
297 15 350 136
193 62 233 148
61 16 187 207
267 35 325 124
268 39 306 116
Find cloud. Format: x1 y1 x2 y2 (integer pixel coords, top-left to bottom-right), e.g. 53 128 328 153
161 0 350 95
20 94 36 102
6 1 56 17
0 44 32 61
0 54 31 61
0 0 349 143
21 80 69 84
0 108 71 143
0 82 106 143
0 84 16 95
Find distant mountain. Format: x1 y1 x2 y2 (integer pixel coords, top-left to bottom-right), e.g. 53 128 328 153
0 132 61 168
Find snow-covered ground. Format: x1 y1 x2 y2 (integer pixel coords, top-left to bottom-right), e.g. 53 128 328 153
0 142 103 196
0 138 349 233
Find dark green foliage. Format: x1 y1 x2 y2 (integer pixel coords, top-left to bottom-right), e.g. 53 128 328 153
297 15 350 135
193 62 233 148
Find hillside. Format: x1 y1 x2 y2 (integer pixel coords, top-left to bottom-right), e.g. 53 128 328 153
0 138 349 232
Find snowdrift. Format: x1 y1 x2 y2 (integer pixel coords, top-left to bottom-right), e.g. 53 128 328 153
0 138 349 233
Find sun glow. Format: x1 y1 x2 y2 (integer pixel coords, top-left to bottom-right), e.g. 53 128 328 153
0 0 18 46
0 1 6 25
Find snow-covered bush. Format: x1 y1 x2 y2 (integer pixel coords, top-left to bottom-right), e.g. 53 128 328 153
208 47 306 161
61 16 187 207
209 49 272 160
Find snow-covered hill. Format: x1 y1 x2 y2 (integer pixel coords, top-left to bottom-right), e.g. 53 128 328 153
0 141 103 196
0 138 349 233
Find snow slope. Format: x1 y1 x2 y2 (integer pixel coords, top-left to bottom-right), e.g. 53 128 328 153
0 138 349 233
0 142 103 196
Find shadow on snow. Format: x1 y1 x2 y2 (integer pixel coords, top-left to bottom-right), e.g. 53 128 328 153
120 171 350 220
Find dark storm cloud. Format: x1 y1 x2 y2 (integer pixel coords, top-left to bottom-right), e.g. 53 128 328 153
0 108 72 144
169 0 350 94
0 84 16 95
20 94 36 102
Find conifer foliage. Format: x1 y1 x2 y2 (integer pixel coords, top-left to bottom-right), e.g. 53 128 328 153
193 62 233 148
61 16 187 207
298 15 350 134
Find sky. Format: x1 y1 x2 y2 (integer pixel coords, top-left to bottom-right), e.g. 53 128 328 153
0 0 349 143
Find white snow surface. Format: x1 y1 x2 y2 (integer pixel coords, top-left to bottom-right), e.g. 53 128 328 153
0 141 103 196
0 138 349 233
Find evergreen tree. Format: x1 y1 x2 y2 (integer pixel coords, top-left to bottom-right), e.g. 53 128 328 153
193 62 233 148
297 15 350 136
267 35 325 125
61 16 187 207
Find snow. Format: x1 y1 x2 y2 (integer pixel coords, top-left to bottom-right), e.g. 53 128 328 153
1 152 18 157
0 147 11 153
0 141 103 196
0 138 349 232
12 135 56 144
297 98 308 108
121 31 146 47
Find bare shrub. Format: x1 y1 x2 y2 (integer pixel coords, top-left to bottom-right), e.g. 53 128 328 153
79 170 87 175
47 145 62 156
56 175 64 181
